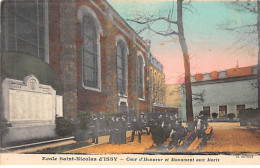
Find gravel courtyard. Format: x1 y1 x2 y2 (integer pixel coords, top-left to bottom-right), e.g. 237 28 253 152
201 122 260 153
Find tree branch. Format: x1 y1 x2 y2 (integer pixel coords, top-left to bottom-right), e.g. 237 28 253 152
127 17 178 25
147 25 179 36
222 23 257 31
228 1 257 14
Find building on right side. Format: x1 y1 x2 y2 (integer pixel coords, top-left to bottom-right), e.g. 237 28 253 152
181 65 258 121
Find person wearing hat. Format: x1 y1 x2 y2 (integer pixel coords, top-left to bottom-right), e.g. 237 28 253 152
129 116 142 143
109 115 116 144
168 120 186 148
114 116 121 144
195 114 205 138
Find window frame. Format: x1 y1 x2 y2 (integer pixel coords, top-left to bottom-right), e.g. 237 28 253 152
2 0 49 62
81 15 99 90
115 34 129 97
218 105 228 118
236 104 246 117
202 106 211 118
137 51 145 100
78 6 103 92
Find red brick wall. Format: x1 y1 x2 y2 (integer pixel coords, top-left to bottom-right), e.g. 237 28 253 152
226 66 253 78
49 2 61 76
48 0 150 116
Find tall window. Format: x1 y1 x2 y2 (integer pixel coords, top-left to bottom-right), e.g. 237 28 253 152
82 16 98 89
2 0 48 61
138 55 144 98
117 41 127 95
219 105 228 117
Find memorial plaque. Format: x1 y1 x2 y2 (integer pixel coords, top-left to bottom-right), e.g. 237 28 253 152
2 75 61 127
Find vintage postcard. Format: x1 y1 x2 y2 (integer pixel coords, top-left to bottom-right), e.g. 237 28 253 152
0 0 259 165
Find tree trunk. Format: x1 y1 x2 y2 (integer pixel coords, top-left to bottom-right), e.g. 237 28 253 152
177 0 194 122
257 0 260 109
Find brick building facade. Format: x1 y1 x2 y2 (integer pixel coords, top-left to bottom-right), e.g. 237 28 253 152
1 0 153 121
0 0 164 145
147 53 166 112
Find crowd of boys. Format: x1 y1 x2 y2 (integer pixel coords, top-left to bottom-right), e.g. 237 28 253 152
88 111 210 149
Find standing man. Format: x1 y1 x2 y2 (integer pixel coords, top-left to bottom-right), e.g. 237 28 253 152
121 115 127 144
114 116 121 144
140 113 149 135
129 116 142 143
109 115 116 144
91 114 99 144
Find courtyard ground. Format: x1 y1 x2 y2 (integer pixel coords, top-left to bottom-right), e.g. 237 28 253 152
66 135 154 154
201 122 260 153
8 122 260 154
67 122 260 154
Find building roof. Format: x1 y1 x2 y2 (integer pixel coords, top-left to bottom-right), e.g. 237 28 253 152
148 53 163 72
191 65 257 84
103 0 148 51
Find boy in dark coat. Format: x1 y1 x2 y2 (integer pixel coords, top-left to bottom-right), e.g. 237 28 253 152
129 117 142 143
91 114 99 144
109 116 116 144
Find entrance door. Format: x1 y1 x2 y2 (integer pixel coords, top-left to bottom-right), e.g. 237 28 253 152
236 104 245 116
202 106 211 117
119 102 127 114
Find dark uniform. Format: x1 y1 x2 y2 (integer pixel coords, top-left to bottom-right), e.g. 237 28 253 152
91 115 99 144
195 115 208 145
195 116 204 138
168 120 186 147
99 113 107 134
147 114 155 135
129 117 142 143
114 117 121 144
121 116 127 144
140 114 149 135
109 116 116 144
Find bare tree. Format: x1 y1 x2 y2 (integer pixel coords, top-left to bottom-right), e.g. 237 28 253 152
221 0 260 108
128 0 194 122
179 86 205 103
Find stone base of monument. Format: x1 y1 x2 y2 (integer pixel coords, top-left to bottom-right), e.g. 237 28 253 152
2 125 57 147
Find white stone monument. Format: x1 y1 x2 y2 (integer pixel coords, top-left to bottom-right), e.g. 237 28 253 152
2 75 62 144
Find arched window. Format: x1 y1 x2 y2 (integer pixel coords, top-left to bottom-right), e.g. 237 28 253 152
138 55 144 98
117 41 127 95
82 16 98 89
2 0 49 62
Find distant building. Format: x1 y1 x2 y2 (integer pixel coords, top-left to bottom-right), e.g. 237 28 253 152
165 84 182 117
181 65 258 121
147 53 165 112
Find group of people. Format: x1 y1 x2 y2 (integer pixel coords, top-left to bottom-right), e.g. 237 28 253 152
108 115 128 144
89 113 107 144
148 112 210 148
147 113 187 148
88 111 210 148
108 114 147 144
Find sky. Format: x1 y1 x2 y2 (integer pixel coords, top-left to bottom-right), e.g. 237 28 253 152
107 0 258 84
